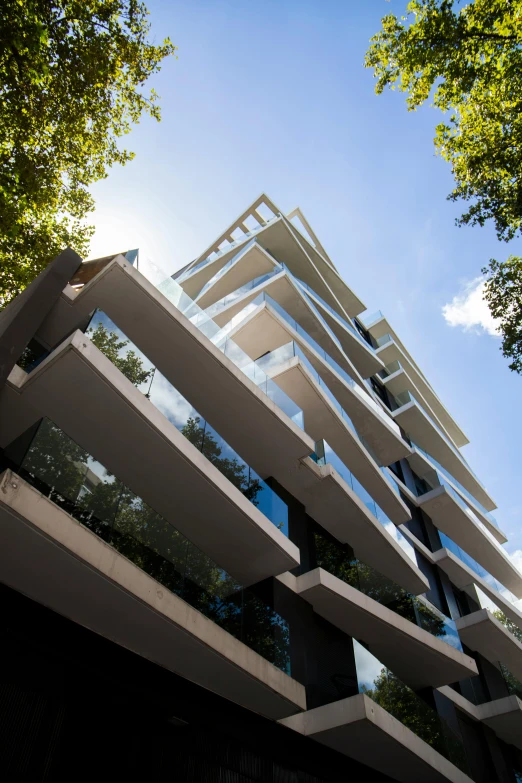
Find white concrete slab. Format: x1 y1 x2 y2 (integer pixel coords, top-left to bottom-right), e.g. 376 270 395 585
433 549 522 630
228 302 412 466
287 458 428 596
0 331 300 586
419 488 522 598
35 257 316 490
295 568 478 689
269 358 411 525
279 694 473 783
456 609 522 682
0 470 305 720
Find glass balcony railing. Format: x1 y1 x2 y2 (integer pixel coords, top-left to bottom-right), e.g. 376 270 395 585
85 310 290 535
375 332 393 348
412 443 499 532
256 343 406 507
157 276 402 439
241 292 402 437
256 341 358 435
156 278 305 432
360 310 385 329
203 267 283 319
379 359 402 379
14 418 291 673
393 391 486 483
353 640 469 774
311 440 416 564
437 532 516 602
177 219 277 284
291 276 374 352
312 526 461 651
500 662 522 700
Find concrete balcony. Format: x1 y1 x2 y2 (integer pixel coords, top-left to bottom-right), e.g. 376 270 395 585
382 363 456 445
0 471 305 720
456 609 522 683
479 696 522 752
361 313 469 449
193 240 277 310
439 686 522 753
292 568 478 689
205 263 370 382
391 392 495 513
206 262 382 380
417 486 522 598
34 257 316 495
259 347 410 525
432 548 522 630
180 202 365 317
226 299 412 466
279 694 473 783
282 456 428 596
0 331 300 587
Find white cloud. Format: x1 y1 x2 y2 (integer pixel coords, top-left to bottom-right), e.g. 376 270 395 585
442 277 500 337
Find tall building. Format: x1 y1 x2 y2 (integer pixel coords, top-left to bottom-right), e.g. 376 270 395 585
1 194 522 782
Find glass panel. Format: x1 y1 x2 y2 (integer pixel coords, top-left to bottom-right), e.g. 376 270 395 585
438 532 516 599
500 662 522 699
412 443 500 532
18 419 291 673
312 440 416 564
82 313 290 535
353 640 469 774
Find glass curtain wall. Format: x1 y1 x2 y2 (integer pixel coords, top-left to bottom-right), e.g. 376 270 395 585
15 418 291 674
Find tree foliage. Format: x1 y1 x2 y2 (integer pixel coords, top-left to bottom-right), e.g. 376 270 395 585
366 0 522 374
0 0 176 304
88 321 154 387
482 256 522 373
366 0 522 241
21 418 289 670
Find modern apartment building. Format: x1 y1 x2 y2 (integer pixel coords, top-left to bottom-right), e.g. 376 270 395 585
1 194 522 781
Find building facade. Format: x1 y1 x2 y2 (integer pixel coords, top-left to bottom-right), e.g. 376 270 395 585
1 194 521 781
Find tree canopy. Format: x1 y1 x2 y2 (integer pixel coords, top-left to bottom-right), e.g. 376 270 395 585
0 0 176 304
366 1 522 374
366 0 522 242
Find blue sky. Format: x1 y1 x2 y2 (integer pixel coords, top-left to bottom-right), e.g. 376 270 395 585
88 0 522 559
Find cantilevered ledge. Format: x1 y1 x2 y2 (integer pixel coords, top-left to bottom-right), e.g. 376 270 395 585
456 609 522 682
418 487 522 598
267 355 411 525
294 568 478 689
207 260 381 380
182 207 365 318
478 695 522 752
0 332 300 587
279 694 473 783
0 471 305 720
362 312 469 450
439 686 522 753
34 256 315 489
391 397 494 513
227 300 412 466
433 548 522 627
286 457 428 596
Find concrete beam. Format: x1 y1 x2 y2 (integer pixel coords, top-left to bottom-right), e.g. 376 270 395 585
279 693 473 783
420 488 522 598
0 248 81 388
295 568 478 689
456 609 522 682
35 257 315 490
0 331 300 586
0 470 306 720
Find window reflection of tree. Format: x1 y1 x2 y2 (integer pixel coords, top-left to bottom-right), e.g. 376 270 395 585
20 420 289 671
